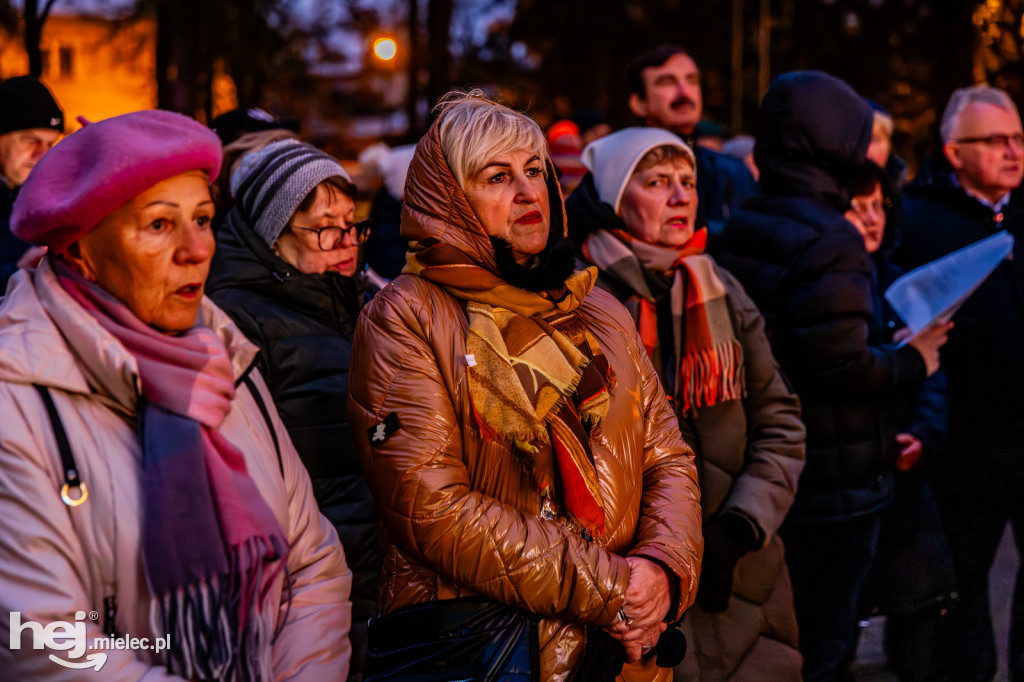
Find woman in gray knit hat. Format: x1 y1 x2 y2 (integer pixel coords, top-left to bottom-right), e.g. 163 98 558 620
206 138 378 681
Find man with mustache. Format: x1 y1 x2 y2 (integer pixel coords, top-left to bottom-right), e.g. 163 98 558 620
627 45 756 248
895 84 1024 682
0 76 63 291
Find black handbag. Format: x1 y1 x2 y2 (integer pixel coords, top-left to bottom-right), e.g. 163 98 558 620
575 620 688 682
363 596 539 681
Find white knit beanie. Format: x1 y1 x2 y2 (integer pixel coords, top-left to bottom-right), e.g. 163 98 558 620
580 127 696 212
231 139 353 246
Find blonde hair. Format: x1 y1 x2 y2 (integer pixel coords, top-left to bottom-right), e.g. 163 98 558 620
435 89 549 187
872 110 894 140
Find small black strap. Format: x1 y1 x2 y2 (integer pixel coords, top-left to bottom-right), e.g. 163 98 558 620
242 374 283 477
33 385 83 495
103 595 119 638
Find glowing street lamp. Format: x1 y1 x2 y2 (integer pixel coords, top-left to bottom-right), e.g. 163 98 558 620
373 37 398 62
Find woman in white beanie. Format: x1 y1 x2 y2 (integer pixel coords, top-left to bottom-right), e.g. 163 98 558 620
566 127 807 681
205 139 377 681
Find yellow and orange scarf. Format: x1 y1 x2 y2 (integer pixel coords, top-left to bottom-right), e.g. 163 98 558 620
405 239 614 536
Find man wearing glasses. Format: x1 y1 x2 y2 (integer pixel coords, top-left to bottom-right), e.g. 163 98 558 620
897 85 1024 681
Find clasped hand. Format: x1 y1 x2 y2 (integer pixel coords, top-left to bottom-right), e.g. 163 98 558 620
605 556 672 663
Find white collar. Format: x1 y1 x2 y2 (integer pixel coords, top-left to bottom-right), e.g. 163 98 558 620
951 172 1012 213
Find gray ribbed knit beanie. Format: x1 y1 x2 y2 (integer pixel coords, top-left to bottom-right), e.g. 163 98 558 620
230 138 352 246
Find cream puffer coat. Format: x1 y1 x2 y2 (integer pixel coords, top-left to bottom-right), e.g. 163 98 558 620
0 260 352 680
347 122 704 681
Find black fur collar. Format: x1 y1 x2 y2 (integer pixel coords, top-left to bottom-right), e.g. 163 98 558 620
490 235 576 292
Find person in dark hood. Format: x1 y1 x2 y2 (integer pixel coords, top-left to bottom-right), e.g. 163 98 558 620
205 139 379 681
895 84 1024 682
716 71 950 682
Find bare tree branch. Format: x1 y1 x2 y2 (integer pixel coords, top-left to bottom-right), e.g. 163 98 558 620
39 0 61 26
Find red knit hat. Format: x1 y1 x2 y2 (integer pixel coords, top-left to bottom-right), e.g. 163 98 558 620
546 119 586 184
12 109 222 254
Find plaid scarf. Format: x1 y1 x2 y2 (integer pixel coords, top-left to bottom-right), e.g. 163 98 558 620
54 261 289 682
405 240 613 535
582 228 745 416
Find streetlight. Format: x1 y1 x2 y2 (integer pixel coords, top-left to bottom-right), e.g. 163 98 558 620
373 37 398 62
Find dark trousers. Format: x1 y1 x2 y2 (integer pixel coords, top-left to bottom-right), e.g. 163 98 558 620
780 513 881 682
929 445 1024 682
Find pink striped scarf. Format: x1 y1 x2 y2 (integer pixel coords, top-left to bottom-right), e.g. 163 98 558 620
54 261 289 681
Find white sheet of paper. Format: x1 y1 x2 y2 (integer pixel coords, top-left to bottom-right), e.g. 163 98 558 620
884 230 1014 341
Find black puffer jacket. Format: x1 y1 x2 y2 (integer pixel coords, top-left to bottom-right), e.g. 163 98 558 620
895 152 1024 450
206 207 378 624
718 71 927 522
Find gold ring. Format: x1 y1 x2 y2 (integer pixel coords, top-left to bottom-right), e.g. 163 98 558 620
61 482 88 507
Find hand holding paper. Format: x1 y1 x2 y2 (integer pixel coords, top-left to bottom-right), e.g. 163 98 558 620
885 231 1015 342
907 321 951 376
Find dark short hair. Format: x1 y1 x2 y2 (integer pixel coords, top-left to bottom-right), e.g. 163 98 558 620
626 44 692 99
848 162 890 202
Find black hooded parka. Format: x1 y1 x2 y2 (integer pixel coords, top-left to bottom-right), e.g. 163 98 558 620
717 71 927 523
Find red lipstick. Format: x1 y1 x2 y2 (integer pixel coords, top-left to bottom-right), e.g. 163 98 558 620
516 210 543 225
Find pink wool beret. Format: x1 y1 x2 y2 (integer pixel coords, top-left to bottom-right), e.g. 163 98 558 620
11 109 222 253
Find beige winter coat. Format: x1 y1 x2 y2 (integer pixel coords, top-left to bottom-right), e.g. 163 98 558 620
0 259 352 680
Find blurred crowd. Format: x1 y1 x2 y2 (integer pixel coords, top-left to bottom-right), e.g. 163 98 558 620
0 41 1021 682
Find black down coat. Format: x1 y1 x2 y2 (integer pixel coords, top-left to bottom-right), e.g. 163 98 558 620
717 71 927 522
206 207 378 625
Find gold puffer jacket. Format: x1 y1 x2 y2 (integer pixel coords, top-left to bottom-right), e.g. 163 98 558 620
347 120 703 681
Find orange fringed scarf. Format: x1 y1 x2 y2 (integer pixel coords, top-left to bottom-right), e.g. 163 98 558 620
405 239 614 535
583 228 745 416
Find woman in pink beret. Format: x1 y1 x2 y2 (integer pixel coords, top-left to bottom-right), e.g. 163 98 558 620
0 109 352 680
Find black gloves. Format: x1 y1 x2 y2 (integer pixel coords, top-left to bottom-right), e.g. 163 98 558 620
577 621 689 678
655 624 688 668
696 512 761 613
